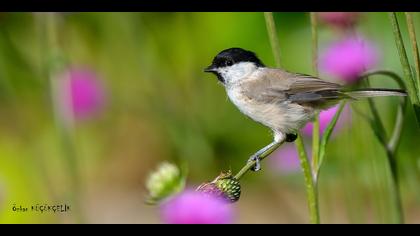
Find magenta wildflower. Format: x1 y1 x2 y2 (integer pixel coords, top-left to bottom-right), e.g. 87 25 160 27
319 37 379 83
302 105 351 137
318 12 360 29
61 68 106 120
160 190 234 224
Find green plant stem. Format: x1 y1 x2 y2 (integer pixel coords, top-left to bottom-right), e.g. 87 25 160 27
309 12 322 223
262 12 319 224
388 99 405 153
405 12 420 94
386 15 418 221
369 103 404 224
386 149 404 224
234 139 285 180
310 12 319 76
233 135 320 223
312 114 320 179
316 102 346 178
45 13 84 223
362 70 407 92
296 135 319 224
360 69 407 224
389 13 417 101
310 12 321 181
362 70 406 153
264 12 281 67
389 12 420 127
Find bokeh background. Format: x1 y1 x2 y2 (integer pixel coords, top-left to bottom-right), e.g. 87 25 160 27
0 12 420 223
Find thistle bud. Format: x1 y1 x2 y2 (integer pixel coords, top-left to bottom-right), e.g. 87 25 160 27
196 171 241 203
145 162 186 205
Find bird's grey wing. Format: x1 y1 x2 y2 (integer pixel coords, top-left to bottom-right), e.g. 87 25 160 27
286 73 342 93
282 72 350 108
239 71 289 103
242 69 349 108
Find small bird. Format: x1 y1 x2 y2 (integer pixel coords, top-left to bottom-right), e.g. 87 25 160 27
204 47 406 171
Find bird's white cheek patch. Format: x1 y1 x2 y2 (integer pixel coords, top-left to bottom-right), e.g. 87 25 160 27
218 68 240 85
220 62 258 85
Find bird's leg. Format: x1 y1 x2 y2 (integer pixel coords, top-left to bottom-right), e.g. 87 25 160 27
247 140 284 172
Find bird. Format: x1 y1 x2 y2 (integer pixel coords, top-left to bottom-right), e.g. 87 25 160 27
204 47 406 171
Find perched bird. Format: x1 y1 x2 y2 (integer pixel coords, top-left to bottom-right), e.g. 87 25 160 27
204 47 406 171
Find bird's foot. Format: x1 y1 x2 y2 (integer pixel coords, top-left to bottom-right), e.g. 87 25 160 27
286 133 298 142
247 155 261 172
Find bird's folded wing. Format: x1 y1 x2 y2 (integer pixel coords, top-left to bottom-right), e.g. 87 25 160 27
241 70 347 107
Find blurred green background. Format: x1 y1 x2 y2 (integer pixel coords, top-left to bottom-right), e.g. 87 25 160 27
0 12 420 223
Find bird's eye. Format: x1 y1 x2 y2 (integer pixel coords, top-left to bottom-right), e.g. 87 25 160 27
225 59 233 66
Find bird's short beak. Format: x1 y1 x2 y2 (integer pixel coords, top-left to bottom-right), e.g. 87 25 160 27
204 64 217 73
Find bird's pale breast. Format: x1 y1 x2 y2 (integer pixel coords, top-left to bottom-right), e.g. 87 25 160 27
226 86 314 134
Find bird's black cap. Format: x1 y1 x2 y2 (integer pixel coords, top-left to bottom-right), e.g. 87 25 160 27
204 48 265 73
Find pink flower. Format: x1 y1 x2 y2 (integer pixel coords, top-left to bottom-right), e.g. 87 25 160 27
61 68 106 120
160 190 234 224
302 105 351 137
320 37 379 83
269 143 311 174
318 12 360 28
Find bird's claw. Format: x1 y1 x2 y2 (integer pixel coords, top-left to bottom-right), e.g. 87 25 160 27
248 155 261 172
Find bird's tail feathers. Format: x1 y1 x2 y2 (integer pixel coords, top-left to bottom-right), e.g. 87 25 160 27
344 88 407 99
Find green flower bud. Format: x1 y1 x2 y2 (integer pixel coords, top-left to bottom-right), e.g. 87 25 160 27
145 162 186 205
196 171 241 203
